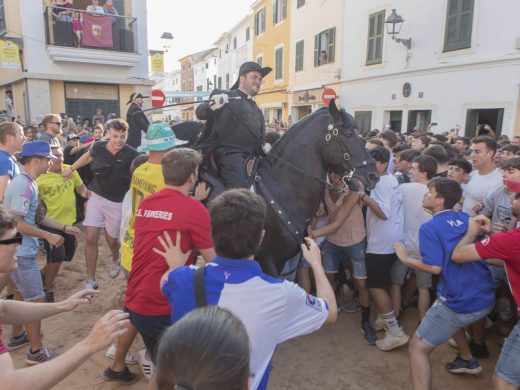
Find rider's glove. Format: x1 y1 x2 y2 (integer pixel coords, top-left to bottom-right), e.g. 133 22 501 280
210 94 229 111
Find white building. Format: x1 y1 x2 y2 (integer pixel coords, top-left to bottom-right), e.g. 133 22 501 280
341 0 520 137
0 0 153 125
214 15 252 91
288 0 344 121
153 69 181 122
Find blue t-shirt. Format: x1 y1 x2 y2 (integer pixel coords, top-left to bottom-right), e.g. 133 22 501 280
162 257 328 390
0 150 20 179
419 210 494 313
4 173 39 257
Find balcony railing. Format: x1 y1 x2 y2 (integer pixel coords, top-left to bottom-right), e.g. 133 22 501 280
44 6 137 53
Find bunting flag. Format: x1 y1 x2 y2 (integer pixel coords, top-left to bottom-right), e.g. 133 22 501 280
82 13 113 48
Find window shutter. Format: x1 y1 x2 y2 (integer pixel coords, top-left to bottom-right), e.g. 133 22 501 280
314 33 319 67
273 0 278 24
328 27 336 63
261 8 265 32
444 0 474 51
282 0 287 20
366 11 384 65
295 40 304 71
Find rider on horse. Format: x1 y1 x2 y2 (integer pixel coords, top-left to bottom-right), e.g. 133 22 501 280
194 61 272 189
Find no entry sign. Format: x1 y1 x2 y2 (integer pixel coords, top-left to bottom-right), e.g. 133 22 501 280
322 88 337 105
151 89 166 107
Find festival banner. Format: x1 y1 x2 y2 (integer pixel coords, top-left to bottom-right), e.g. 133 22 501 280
0 39 21 69
150 50 164 75
82 13 113 48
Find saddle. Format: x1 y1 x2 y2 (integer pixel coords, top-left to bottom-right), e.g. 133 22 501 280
198 152 260 203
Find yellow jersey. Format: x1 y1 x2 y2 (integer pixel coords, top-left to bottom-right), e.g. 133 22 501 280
120 162 165 271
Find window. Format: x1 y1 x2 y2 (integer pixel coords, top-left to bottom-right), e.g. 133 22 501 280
255 7 266 36
273 0 287 25
354 111 372 134
275 46 283 80
225 44 229 53
226 73 230 89
218 77 222 89
366 10 385 65
256 54 263 67
205 62 208 69
246 27 251 41
297 0 305 9
444 0 474 52
314 27 335 66
295 40 304 72
0 0 5 35
233 37 237 50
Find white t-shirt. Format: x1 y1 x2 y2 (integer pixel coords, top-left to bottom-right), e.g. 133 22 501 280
462 169 502 215
366 174 404 254
86 5 104 13
400 182 432 258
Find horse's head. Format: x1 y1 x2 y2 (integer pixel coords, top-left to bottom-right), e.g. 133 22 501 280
321 100 379 191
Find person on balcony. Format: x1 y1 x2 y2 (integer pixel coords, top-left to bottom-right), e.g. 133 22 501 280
86 0 104 15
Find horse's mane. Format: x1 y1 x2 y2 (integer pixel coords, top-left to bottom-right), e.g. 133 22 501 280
270 106 356 152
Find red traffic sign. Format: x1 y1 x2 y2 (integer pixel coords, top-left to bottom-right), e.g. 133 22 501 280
151 89 166 107
322 88 337 105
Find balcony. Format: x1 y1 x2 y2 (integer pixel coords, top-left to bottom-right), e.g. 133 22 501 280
43 6 140 67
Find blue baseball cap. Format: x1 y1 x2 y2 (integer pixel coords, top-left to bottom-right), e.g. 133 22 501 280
18 141 56 159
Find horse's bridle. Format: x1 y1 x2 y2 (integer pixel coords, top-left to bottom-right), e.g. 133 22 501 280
324 121 375 189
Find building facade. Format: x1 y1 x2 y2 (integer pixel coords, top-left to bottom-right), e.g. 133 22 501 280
288 0 344 121
251 0 291 123
0 0 153 125
341 0 520 137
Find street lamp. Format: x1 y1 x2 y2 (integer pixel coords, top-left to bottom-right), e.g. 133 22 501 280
385 9 412 50
160 31 173 52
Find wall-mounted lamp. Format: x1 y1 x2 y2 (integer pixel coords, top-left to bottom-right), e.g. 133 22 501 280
385 9 412 50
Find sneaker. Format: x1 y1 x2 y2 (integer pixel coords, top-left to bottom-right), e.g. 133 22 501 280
7 331 30 351
137 348 154 381
25 345 57 365
470 341 490 359
85 279 99 290
105 344 138 365
372 317 386 332
445 354 483 375
375 329 410 351
361 322 377 346
341 299 361 313
109 261 120 279
103 367 139 384
45 290 55 303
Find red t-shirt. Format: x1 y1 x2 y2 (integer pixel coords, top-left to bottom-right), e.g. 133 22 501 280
124 188 213 316
475 229 520 311
0 325 8 356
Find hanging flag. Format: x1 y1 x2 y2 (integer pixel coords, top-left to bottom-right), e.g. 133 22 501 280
82 13 113 48
150 50 164 75
0 39 21 69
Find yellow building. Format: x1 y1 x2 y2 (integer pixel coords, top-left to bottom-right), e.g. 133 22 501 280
0 0 152 125
251 0 291 124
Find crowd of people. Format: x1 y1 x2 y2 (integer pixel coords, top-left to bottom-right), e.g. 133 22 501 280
0 63 520 389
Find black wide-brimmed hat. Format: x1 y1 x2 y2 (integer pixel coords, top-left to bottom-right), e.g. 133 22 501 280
231 61 272 90
126 92 149 105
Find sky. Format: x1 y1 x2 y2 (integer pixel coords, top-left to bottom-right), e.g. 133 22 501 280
147 0 254 73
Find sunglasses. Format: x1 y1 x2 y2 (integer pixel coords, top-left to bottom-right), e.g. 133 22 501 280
0 232 22 245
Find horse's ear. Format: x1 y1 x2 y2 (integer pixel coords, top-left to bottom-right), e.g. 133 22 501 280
328 99 340 118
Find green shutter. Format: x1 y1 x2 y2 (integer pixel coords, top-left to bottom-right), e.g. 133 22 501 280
444 0 474 52
273 0 278 24
366 10 384 65
261 8 265 32
314 33 319 67
282 0 287 20
295 40 304 71
328 27 336 63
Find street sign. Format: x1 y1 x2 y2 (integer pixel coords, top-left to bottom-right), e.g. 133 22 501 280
321 88 337 105
151 89 166 107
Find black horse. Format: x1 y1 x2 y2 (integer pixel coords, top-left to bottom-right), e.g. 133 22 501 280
194 100 378 276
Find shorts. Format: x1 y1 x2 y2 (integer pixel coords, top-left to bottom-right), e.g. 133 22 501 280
10 255 45 301
321 239 367 279
391 259 432 289
415 299 492 348
495 320 520 387
365 253 397 289
83 191 123 239
124 306 170 363
41 226 77 263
